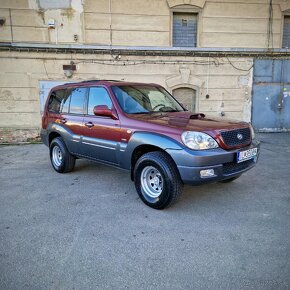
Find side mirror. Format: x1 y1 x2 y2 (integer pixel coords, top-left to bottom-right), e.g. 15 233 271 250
93 105 118 119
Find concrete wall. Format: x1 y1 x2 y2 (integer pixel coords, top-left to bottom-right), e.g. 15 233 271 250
0 50 253 142
0 0 288 48
201 1 284 48
1 0 286 142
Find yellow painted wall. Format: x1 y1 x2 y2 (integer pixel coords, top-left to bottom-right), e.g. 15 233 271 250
0 51 253 133
0 0 286 141
0 0 288 48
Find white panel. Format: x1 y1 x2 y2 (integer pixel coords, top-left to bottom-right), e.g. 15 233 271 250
39 81 69 115
38 0 71 9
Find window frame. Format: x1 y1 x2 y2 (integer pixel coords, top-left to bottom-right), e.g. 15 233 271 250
111 85 185 114
84 85 115 117
59 89 70 114
282 12 290 48
48 89 67 114
65 87 88 116
170 5 202 48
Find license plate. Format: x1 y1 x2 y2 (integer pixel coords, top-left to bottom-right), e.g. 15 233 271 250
237 147 258 163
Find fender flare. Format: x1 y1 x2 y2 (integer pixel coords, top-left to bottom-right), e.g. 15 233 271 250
120 131 183 170
46 123 79 151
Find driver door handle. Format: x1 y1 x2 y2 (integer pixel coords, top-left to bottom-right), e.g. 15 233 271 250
85 122 94 128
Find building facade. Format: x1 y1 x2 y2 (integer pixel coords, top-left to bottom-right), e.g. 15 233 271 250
0 0 290 142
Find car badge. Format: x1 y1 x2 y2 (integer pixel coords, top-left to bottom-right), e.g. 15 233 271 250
237 133 243 140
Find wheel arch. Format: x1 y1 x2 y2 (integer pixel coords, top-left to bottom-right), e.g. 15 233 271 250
128 132 183 181
46 123 74 149
130 144 163 181
48 131 62 145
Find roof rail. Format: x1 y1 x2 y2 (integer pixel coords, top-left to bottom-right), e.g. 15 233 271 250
64 79 123 85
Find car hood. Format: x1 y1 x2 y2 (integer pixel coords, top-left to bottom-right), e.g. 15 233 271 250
127 111 249 133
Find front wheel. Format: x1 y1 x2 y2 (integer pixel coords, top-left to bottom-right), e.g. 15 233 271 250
134 151 183 209
49 137 76 173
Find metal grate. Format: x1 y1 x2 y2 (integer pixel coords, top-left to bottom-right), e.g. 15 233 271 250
173 13 197 47
220 128 251 148
283 16 290 48
223 159 255 175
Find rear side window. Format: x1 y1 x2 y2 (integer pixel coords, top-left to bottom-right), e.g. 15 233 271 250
61 92 70 113
68 88 87 114
48 89 66 113
87 87 112 115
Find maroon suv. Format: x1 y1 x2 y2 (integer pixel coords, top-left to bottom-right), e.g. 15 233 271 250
41 80 260 209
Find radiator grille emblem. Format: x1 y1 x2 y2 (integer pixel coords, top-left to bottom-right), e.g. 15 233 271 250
237 133 243 140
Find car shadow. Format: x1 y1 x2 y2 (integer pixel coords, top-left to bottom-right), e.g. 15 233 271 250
72 158 250 212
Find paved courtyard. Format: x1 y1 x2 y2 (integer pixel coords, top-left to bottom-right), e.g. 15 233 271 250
0 133 289 289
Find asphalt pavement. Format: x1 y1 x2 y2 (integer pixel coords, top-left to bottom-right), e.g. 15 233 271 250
0 133 289 290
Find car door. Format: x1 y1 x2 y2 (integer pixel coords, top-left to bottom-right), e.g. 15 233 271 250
82 86 121 164
59 87 87 155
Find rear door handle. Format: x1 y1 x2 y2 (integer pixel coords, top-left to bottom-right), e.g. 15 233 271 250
61 118 67 124
85 122 94 128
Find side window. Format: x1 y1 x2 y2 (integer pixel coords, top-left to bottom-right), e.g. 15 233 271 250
87 87 112 115
48 89 66 113
60 90 70 114
69 88 86 114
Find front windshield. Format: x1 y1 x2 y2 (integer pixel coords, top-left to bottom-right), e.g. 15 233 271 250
112 85 185 114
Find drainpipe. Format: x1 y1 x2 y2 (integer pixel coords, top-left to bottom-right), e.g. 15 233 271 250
109 0 112 48
9 8 13 42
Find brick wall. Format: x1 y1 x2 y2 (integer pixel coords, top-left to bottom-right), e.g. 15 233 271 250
0 128 40 144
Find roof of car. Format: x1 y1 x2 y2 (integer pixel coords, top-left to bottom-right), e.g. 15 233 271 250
51 80 161 90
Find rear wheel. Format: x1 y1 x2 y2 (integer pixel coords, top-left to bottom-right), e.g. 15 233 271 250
219 175 241 183
134 151 183 209
49 137 75 173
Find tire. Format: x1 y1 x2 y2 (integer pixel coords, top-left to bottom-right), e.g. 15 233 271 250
49 137 76 173
134 151 183 209
219 175 241 183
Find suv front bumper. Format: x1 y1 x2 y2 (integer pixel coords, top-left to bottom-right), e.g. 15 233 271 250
166 139 260 185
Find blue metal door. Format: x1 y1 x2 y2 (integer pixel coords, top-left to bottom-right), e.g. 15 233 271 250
252 60 290 131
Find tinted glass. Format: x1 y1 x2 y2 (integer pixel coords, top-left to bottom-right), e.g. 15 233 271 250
60 90 70 113
48 89 66 113
88 87 112 115
112 86 184 114
69 88 86 114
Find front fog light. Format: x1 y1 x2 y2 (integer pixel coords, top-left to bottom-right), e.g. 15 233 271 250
200 169 215 178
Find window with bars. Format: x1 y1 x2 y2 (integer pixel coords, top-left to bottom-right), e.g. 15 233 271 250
282 16 290 48
173 13 197 47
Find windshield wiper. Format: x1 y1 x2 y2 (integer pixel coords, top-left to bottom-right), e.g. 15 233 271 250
130 111 150 114
160 109 180 112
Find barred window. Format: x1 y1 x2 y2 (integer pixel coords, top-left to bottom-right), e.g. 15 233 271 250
282 16 290 48
173 13 197 47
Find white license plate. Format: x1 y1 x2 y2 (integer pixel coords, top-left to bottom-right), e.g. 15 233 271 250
237 147 258 163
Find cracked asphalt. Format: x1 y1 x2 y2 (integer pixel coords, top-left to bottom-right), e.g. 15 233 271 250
0 133 290 290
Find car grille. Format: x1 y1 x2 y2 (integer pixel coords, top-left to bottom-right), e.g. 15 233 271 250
220 128 251 148
223 159 255 175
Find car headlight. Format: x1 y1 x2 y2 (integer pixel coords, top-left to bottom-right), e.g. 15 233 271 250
181 131 219 150
250 124 255 139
